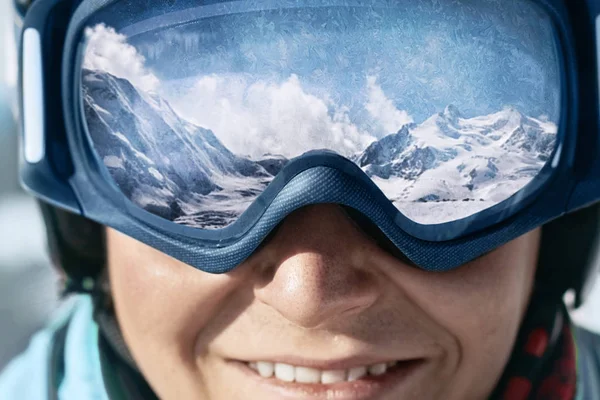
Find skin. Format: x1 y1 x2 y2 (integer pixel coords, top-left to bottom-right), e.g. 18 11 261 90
107 204 541 400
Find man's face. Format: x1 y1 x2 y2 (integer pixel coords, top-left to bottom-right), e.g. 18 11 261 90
107 204 540 400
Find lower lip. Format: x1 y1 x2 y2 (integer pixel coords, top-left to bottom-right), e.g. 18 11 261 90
230 359 425 400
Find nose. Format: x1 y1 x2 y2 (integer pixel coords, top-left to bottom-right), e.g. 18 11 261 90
253 205 383 329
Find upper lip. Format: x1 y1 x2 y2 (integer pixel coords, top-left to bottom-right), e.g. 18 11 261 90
231 355 425 370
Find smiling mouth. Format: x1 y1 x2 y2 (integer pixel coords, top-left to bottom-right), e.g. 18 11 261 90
246 360 407 383
230 358 426 400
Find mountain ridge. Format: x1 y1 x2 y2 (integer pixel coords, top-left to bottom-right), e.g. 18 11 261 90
82 69 288 225
82 69 557 226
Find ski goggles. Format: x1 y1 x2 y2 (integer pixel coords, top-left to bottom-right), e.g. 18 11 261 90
19 0 600 273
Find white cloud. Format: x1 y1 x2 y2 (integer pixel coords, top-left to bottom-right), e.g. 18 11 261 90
365 75 413 133
81 24 414 158
167 74 376 159
83 24 159 92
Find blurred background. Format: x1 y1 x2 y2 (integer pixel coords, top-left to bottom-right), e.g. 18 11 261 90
0 0 63 372
0 0 599 375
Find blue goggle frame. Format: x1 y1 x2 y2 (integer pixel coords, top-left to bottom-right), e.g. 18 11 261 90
18 0 600 273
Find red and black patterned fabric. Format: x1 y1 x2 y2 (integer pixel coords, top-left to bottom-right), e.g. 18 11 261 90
493 289 578 400
500 324 577 399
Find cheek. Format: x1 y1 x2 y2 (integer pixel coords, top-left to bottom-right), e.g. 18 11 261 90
106 229 244 398
443 230 540 394
419 230 537 334
109 232 200 351
381 229 540 398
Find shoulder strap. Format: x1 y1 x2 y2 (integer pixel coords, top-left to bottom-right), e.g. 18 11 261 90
47 315 71 400
46 310 157 400
98 333 158 399
573 326 600 399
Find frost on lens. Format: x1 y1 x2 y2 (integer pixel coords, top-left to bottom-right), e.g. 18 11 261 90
81 0 560 227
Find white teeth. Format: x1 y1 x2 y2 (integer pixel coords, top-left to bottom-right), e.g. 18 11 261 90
321 370 346 384
368 363 388 376
274 363 295 382
295 367 321 383
347 366 368 381
248 360 399 383
257 361 274 378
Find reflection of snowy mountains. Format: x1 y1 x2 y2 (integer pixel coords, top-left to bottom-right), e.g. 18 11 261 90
83 69 557 227
82 69 287 227
353 104 556 221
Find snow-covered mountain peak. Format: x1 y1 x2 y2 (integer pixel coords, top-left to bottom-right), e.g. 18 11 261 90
477 106 524 128
352 104 557 223
82 69 558 227
441 104 462 124
82 69 281 226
